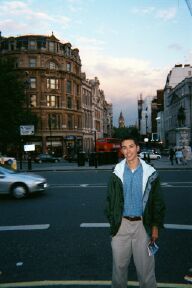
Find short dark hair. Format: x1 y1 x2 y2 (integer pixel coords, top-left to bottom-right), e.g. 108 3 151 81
121 135 140 146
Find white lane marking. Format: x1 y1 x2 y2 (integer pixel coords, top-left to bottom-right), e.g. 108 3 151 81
0 280 190 287
80 223 109 228
50 184 107 188
51 183 192 188
0 224 50 231
161 182 173 187
164 224 192 230
80 184 88 187
80 223 192 230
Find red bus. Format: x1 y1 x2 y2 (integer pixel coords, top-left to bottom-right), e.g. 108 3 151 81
96 138 122 158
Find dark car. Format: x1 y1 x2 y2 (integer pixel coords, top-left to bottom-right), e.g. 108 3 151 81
34 154 60 163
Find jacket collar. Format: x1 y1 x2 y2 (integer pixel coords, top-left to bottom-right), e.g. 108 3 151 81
113 158 156 194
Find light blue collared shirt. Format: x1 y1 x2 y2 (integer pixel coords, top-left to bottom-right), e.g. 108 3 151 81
123 162 143 216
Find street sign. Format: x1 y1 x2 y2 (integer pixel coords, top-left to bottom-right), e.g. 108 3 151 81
24 144 35 152
20 125 34 135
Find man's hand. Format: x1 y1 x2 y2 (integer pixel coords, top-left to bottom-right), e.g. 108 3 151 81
151 226 158 243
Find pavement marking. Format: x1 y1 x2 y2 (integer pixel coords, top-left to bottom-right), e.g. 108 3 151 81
51 183 192 189
80 184 89 187
0 280 191 287
80 223 192 230
50 184 107 188
0 224 50 232
80 223 109 228
164 224 192 230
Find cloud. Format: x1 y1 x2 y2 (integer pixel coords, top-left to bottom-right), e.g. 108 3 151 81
0 0 70 34
131 6 155 15
155 7 177 21
131 5 177 21
74 35 169 125
168 43 183 51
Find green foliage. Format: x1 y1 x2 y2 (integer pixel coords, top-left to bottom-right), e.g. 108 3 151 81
112 126 140 140
0 57 38 153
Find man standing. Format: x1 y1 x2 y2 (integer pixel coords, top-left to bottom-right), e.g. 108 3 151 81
105 136 165 288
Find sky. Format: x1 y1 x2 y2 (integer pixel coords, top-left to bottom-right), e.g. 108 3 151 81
0 0 192 126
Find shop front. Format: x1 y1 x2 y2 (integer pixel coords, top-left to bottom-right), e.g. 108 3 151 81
63 135 83 161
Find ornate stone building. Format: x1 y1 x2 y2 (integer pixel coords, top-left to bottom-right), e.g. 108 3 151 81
0 33 113 157
164 76 192 147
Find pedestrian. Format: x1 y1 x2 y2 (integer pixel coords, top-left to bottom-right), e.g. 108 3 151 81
105 135 166 288
169 148 175 165
175 149 183 165
182 146 188 165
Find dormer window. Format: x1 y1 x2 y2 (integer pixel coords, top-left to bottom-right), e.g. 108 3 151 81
49 42 55 52
66 46 71 56
29 40 36 50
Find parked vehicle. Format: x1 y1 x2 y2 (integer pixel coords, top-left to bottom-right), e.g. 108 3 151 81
139 151 161 160
0 165 47 199
0 155 17 170
34 153 60 163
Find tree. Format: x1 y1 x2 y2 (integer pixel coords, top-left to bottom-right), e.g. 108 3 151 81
112 126 140 140
0 57 37 154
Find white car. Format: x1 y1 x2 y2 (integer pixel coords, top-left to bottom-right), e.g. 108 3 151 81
139 151 161 160
0 165 47 199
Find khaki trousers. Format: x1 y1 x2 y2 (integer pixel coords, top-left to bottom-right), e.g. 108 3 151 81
111 218 157 288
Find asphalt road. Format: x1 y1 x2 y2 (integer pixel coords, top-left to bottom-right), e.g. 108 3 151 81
0 169 192 287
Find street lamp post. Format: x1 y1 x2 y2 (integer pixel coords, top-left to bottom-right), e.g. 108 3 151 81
93 128 97 168
145 113 148 136
48 115 53 154
94 129 97 153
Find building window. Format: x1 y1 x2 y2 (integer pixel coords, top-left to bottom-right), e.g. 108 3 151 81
30 78 36 89
30 94 37 107
66 80 71 94
65 46 71 57
29 58 36 67
49 61 58 70
10 42 14 51
47 95 59 107
67 114 73 129
48 114 61 129
66 62 72 72
47 78 59 89
37 37 46 49
74 84 80 96
49 42 55 52
77 116 81 128
29 40 36 50
76 99 80 110
67 97 72 109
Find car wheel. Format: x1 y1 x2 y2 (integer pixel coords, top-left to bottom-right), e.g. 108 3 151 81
11 184 28 199
157 156 160 159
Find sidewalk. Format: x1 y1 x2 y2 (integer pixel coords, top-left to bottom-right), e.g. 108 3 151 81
18 156 192 172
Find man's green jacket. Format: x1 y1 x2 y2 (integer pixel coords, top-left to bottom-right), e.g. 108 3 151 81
105 158 166 236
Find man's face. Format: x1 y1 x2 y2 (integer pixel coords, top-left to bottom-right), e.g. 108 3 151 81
121 139 140 162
